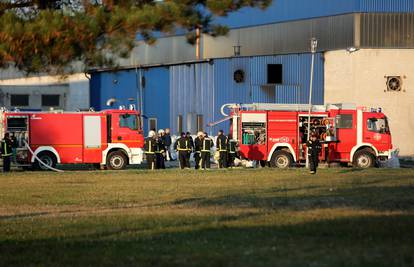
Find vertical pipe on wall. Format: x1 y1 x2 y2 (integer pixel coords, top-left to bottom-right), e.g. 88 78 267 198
306 38 318 169
138 68 144 130
196 27 201 60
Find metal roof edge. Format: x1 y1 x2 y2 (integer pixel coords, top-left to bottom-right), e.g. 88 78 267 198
87 59 212 74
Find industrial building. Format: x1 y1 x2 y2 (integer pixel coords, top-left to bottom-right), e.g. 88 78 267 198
0 72 89 111
89 0 414 157
0 0 413 156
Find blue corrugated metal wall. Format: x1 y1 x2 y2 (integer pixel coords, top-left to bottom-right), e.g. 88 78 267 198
359 0 414 12
142 67 170 134
210 54 324 133
90 70 138 110
89 67 170 135
90 53 324 135
214 0 414 28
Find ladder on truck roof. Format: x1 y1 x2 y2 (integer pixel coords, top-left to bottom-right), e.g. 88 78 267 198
245 103 326 112
225 103 357 112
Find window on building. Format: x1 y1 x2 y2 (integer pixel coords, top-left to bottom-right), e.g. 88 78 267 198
119 113 139 130
197 114 204 132
267 64 283 84
10 94 29 107
41 95 60 107
148 118 157 132
336 114 353 129
177 115 183 134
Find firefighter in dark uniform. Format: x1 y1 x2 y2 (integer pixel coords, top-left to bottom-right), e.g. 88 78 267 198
216 130 228 168
307 132 322 174
186 132 194 164
144 130 157 170
200 132 214 170
227 135 237 168
155 131 166 169
174 132 191 169
1 132 12 172
194 132 203 170
163 128 173 161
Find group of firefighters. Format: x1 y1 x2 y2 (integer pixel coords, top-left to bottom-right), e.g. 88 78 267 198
1 130 321 174
144 129 237 170
143 128 322 174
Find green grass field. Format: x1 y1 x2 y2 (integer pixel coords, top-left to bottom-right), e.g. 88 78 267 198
0 168 413 267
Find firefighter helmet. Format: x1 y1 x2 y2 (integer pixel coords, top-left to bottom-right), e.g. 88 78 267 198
148 130 156 138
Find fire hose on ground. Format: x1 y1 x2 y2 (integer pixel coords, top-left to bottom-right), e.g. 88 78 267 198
24 141 64 173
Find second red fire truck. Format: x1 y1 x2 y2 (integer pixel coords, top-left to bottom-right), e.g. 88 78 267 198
224 103 393 168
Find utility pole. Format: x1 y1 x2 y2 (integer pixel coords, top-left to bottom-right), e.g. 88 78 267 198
306 37 318 169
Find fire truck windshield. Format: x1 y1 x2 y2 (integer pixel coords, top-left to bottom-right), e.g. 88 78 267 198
367 117 389 134
119 114 139 130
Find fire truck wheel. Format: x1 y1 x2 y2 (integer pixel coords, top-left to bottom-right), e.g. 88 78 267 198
353 150 376 168
34 152 57 171
270 151 293 169
107 151 127 170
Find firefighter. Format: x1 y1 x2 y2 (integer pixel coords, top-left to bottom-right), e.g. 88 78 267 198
174 132 191 169
155 130 166 169
11 133 18 164
144 130 157 170
307 132 322 174
163 128 173 161
186 131 194 163
200 132 214 170
1 132 12 172
216 130 228 168
227 135 238 168
194 132 203 170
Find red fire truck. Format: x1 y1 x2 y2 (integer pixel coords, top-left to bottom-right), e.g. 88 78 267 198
0 108 144 170
224 103 393 168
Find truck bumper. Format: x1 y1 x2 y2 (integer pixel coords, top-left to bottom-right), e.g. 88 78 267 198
378 149 394 160
130 148 144 164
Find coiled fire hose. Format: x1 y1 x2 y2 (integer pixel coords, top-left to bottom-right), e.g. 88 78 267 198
24 141 64 173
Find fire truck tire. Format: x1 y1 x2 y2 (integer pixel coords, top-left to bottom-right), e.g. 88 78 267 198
33 152 57 171
270 150 293 169
353 150 376 168
106 151 127 170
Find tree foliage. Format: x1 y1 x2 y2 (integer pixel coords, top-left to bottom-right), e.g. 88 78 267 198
0 0 270 74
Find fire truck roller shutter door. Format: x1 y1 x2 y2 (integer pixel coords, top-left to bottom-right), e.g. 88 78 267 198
84 116 101 149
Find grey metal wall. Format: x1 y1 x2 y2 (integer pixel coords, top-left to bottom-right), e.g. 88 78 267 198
169 62 215 134
124 35 197 66
203 14 355 59
359 13 414 48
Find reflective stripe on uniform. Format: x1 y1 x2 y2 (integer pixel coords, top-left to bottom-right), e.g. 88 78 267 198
1 141 11 157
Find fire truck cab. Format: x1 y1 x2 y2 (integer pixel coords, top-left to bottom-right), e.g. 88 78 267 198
226 103 393 168
0 108 144 170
